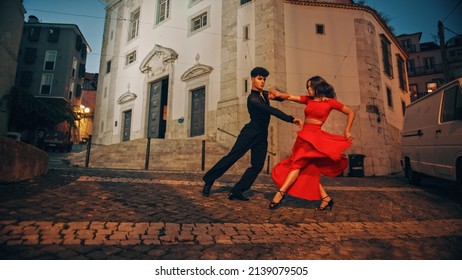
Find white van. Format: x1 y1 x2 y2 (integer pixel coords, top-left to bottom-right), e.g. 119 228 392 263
401 78 462 186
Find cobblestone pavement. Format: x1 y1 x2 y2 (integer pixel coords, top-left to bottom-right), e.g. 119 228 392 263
1 167 461 260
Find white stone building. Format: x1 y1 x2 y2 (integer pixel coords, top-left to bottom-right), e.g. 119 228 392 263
92 0 410 176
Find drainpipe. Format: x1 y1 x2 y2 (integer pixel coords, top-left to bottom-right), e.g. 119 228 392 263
438 21 451 83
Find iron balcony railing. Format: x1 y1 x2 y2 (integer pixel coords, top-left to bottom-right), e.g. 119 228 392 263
407 63 444 77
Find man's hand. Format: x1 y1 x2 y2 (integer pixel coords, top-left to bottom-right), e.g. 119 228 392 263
268 88 280 100
293 118 303 129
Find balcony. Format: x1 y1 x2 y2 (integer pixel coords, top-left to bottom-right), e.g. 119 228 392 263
407 64 444 77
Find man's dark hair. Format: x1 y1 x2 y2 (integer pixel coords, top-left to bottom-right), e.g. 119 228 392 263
250 67 269 78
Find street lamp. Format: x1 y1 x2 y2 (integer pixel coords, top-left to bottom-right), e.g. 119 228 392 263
77 104 93 145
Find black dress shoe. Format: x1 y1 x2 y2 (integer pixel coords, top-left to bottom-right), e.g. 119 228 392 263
202 182 213 197
228 192 249 201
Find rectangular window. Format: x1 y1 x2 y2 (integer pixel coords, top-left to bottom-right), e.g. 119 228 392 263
43 50 57 71
126 51 137 65
316 24 325 35
80 45 87 60
397 55 406 91
190 87 205 137
386 87 393 108
48 27 60 42
75 35 82 51
28 27 40 41
440 85 462 122
243 25 249 41
72 57 77 77
401 100 406 116
401 39 411 49
40 74 53 95
407 59 415 73
128 8 140 41
381 35 393 78
78 63 86 77
69 80 74 100
424 57 435 70
24 47 37 64
156 0 170 24
76 84 82 98
191 12 207 32
106 60 112 73
427 82 438 93
243 78 249 94
401 39 416 53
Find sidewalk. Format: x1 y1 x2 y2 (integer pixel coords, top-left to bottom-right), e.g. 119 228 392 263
1 168 461 259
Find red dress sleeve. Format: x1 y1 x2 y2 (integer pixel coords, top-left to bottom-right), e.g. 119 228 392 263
300 95 309 104
328 98 344 111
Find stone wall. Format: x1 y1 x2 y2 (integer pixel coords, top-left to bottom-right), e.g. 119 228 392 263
0 137 48 183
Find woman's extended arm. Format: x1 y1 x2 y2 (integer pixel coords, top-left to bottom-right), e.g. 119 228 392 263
341 105 355 141
268 89 304 103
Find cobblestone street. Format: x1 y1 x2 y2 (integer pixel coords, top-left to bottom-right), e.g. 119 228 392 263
1 167 461 259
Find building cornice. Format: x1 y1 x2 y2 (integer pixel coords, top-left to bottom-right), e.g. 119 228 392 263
181 63 213 82
139 44 178 76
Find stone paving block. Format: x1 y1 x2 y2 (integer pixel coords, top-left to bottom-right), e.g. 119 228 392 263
118 222 135 232
22 234 40 245
89 221 106 229
67 222 90 229
96 239 116 246
105 222 119 228
159 235 177 243
96 229 112 235
41 238 63 245
142 239 161 245
62 238 82 245
109 232 128 240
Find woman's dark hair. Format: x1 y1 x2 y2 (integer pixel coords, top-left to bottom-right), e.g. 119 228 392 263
251 67 269 78
307 76 336 99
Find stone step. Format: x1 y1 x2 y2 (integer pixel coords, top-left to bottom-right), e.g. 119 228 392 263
67 138 255 174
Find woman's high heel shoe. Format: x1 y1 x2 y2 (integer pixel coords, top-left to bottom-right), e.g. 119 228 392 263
269 190 286 210
315 196 334 211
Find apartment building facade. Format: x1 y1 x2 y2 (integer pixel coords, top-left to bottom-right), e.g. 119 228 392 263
397 32 462 101
0 0 25 136
14 16 90 143
93 0 410 176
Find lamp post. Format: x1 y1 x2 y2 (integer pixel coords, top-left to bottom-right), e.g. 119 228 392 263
77 104 93 145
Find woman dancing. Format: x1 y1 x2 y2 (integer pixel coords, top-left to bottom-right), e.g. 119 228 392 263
269 76 355 211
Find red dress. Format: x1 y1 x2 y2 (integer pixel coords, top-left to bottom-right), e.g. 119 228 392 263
272 96 351 200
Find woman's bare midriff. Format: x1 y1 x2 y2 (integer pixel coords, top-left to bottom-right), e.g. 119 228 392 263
305 118 323 125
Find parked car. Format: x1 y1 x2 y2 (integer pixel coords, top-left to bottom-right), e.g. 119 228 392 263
6 132 21 141
43 131 73 152
401 78 462 187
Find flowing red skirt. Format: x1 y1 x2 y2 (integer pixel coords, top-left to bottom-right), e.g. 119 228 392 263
272 123 351 200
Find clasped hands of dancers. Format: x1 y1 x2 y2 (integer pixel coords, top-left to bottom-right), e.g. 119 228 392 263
202 67 355 212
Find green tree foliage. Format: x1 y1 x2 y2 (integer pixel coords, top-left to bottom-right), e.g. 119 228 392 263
356 0 395 34
8 87 78 131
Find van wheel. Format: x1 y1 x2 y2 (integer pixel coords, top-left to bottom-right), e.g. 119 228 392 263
456 158 462 188
405 161 421 185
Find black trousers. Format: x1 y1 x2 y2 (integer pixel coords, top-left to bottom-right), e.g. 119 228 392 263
203 126 268 194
